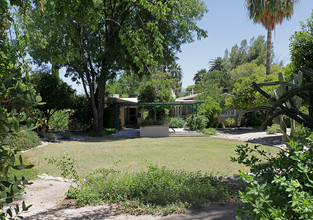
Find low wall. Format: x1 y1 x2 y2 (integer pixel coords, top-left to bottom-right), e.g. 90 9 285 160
140 124 169 137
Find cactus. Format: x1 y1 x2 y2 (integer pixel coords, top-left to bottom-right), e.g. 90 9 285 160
237 69 313 146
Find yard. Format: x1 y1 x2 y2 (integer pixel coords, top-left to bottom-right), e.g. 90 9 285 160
24 136 279 178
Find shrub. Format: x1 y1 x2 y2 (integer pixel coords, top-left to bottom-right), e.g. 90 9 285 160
231 133 313 219
69 95 93 131
7 131 41 150
140 119 164 127
59 131 72 140
104 128 118 135
186 114 207 131
201 128 217 135
293 124 312 138
198 97 222 127
44 133 57 142
169 117 185 128
49 110 70 131
67 165 230 215
266 124 280 134
103 99 122 130
225 117 235 127
240 111 263 127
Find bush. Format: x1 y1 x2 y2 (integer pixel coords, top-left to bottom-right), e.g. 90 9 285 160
198 97 222 127
266 124 280 134
201 128 217 135
186 114 208 131
104 128 118 135
225 117 235 127
7 131 41 150
59 131 72 140
231 133 313 219
69 95 93 131
67 165 230 215
140 119 164 127
103 99 122 130
169 117 185 128
45 133 57 142
240 111 263 127
49 110 70 131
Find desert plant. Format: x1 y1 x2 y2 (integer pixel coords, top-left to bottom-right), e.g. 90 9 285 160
7 131 41 150
169 117 185 128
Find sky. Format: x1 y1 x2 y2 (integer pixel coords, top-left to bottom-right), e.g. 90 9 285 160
61 0 313 94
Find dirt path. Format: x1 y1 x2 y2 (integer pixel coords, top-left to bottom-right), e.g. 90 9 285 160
11 130 284 219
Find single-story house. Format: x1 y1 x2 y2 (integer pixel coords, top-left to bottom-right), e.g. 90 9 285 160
112 94 203 128
111 93 242 128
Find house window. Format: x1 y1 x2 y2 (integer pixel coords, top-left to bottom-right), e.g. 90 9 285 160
222 110 235 116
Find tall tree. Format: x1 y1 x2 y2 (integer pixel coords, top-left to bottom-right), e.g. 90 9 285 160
290 11 313 73
246 0 299 75
208 57 224 72
168 63 183 96
29 0 207 132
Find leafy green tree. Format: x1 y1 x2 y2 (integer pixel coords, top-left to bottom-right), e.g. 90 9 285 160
290 11 313 74
246 35 268 65
246 0 299 75
185 84 200 96
106 72 145 98
0 0 44 218
226 64 281 110
198 97 222 127
29 0 207 132
193 69 207 84
229 40 248 69
138 72 175 121
31 70 76 124
138 72 175 104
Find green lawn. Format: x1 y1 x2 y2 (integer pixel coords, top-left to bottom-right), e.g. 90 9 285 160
24 136 279 177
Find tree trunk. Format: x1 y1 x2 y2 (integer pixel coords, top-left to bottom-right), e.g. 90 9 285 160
266 28 272 75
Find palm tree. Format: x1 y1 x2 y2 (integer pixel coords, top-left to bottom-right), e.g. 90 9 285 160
169 64 183 81
246 0 299 75
208 57 224 72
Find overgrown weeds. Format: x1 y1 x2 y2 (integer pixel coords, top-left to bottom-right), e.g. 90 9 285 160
67 165 230 215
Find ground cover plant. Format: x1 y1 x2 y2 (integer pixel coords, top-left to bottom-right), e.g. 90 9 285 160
7 131 41 150
23 137 279 178
67 165 230 215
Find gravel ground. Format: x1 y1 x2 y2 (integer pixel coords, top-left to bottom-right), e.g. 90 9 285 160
5 130 285 219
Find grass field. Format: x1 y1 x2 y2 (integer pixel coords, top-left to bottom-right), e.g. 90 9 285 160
24 136 280 177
